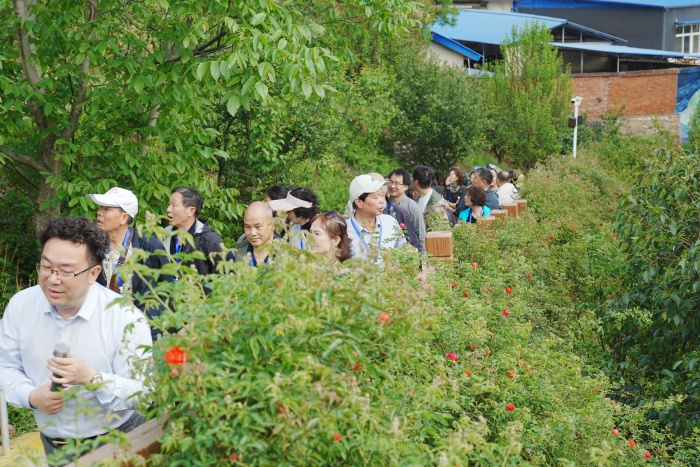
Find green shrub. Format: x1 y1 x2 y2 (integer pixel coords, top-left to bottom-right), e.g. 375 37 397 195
608 148 700 435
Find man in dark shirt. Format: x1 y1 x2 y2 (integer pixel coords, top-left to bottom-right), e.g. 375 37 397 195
460 167 500 212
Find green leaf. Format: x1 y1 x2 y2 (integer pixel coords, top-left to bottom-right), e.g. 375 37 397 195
301 81 312 99
210 62 220 81
226 96 241 116
196 62 209 81
251 12 266 25
132 78 144 94
313 84 325 98
254 81 268 100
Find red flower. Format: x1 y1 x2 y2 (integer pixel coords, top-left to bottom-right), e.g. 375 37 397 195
526 273 531 279
644 451 651 459
468 345 474 351
485 349 491 355
505 403 515 412
164 346 187 366
549 235 553 240
612 429 619 436
486 286 491 292
170 368 179 377
594 387 600 393
505 287 512 294
230 453 238 461
399 223 406 229
446 352 459 362
451 282 457 289
503 309 510 317
464 371 472 377
463 292 469 298
332 432 342 442
353 363 360 371
507 370 515 378
600 222 604 227
418 277 424 282
379 312 389 324
471 262 478 268
628 439 635 448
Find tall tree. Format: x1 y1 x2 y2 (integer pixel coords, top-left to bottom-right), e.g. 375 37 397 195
483 23 572 169
0 0 423 237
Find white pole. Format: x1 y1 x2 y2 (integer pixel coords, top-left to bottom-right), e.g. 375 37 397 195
0 390 10 456
572 97 583 159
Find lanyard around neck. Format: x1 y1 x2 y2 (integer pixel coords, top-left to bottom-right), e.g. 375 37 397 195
351 216 382 260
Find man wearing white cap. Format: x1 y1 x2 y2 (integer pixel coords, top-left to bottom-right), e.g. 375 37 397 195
347 174 406 260
86 187 172 339
269 188 318 250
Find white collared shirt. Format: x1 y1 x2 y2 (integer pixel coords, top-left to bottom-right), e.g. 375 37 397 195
347 214 406 260
0 284 152 438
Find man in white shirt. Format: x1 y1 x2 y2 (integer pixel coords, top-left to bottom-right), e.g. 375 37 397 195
347 174 406 260
496 170 519 207
0 216 152 464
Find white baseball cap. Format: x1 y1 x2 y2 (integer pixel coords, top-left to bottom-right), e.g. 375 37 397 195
349 174 389 202
86 187 138 218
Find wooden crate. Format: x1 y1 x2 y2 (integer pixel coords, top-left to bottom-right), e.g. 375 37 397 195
426 231 453 258
491 209 508 219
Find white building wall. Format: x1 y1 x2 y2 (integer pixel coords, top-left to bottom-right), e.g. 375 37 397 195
427 42 467 67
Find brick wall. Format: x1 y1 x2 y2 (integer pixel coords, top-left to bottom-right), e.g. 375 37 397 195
572 69 679 119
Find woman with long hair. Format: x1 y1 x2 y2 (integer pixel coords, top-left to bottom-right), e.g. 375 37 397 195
309 211 351 263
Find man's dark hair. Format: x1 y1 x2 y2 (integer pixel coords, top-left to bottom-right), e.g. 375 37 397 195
264 185 289 202
40 216 109 266
474 167 493 186
428 166 440 187
352 192 370 211
387 168 412 186
412 165 432 189
465 185 486 207
290 188 318 220
172 186 203 217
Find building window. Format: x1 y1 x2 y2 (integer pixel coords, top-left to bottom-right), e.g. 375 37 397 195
676 24 700 54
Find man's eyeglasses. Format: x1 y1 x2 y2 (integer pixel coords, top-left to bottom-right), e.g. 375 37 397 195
388 181 406 187
37 263 96 279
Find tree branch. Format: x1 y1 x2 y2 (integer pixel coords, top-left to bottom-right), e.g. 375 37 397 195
12 0 43 90
163 31 229 64
0 145 47 172
59 0 97 142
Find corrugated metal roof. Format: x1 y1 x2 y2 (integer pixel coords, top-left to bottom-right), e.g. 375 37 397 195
431 32 483 61
515 0 700 9
430 9 624 45
552 41 700 58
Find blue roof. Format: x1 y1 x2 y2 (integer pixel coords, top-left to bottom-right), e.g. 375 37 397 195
552 41 700 58
515 0 700 9
431 32 483 61
430 9 625 45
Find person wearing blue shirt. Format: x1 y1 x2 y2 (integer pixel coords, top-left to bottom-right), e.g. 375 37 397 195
458 185 491 223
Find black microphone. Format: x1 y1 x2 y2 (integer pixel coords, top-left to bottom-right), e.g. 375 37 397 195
50 342 70 392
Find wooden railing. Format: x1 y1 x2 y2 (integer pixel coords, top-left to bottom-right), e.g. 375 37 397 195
0 391 11 457
426 200 527 259
65 414 168 467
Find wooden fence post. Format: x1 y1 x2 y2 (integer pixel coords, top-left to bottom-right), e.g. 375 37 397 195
477 216 496 229
426 231 453 263
503 203 518 217
491 209 508 220
516 199 528 213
